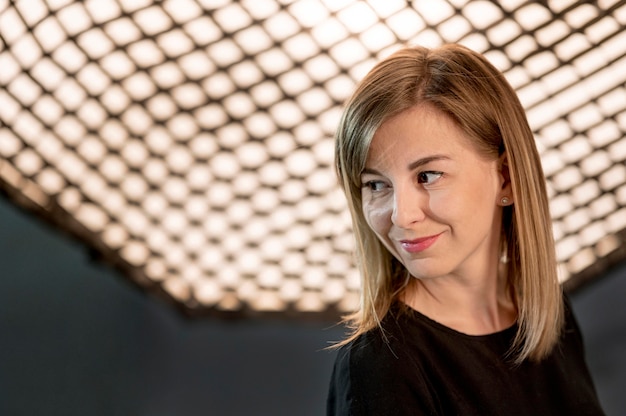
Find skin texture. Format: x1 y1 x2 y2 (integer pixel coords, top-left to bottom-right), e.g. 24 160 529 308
361 104 516 335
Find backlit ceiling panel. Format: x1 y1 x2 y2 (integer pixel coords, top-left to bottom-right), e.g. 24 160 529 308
1 0 625 318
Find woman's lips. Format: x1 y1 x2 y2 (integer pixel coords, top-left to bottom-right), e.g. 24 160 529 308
399 233 442 253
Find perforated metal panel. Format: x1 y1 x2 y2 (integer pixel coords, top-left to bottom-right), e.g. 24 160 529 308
1 0 625 318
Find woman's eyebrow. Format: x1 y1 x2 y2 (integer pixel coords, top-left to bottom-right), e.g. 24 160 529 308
362 155 450 176
361 167 382 176
407 154 450 170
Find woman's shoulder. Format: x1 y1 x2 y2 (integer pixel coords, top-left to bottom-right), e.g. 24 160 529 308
328 306 442 415
334 305 425 377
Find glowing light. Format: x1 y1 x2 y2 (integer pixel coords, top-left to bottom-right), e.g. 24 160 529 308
0 0 625 317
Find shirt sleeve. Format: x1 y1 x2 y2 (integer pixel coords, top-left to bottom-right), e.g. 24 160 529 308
326 333 439 416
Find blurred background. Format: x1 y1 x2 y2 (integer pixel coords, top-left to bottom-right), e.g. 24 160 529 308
1 186 625 415
1 0 626 414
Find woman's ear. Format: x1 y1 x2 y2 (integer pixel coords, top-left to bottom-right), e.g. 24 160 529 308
498 152 513 205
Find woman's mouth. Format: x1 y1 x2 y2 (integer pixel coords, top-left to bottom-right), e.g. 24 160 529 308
399 233 442 253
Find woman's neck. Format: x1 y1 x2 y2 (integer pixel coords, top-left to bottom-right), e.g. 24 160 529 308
400 265 517 335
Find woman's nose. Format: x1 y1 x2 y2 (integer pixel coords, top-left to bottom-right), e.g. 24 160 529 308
391 187 426 227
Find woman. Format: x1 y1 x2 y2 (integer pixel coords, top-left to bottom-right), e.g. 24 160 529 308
327 44 604 415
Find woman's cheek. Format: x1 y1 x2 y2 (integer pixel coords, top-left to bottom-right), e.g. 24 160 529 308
427 191 456 220
363 199 393 234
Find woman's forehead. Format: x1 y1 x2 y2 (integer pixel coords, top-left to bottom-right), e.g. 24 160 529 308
366 105 474 165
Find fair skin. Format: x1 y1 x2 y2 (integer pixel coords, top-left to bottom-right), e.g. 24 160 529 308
361 104 517 335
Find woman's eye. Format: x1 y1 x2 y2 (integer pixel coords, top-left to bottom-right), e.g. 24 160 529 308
364 181 386 191
417 171 443 184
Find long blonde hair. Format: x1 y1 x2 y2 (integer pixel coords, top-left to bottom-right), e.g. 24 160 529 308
335 44 563 363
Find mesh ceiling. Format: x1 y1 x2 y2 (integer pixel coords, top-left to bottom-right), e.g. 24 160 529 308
1 0 625 318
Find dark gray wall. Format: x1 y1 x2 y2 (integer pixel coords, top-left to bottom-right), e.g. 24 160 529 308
0 196 624 415
570 260 626 416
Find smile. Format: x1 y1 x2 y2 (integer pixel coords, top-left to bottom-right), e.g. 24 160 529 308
399 233 442 254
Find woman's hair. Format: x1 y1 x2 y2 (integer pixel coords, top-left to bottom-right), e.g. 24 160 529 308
335 44 563 363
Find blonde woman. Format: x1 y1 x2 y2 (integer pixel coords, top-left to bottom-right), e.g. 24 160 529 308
327 44 603 415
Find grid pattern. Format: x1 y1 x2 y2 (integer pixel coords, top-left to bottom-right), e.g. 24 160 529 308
1 0 625 318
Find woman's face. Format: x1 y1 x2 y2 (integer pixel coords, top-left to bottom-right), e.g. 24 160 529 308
361 105 510 282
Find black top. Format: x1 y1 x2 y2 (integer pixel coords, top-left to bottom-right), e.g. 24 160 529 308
327 298 604 416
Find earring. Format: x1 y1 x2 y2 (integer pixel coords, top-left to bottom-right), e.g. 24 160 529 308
501 197 510 205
